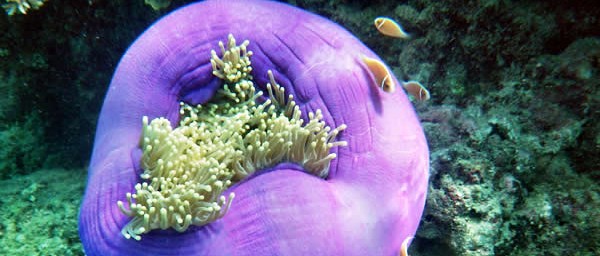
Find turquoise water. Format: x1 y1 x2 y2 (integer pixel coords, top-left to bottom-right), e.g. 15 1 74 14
1 0 598 255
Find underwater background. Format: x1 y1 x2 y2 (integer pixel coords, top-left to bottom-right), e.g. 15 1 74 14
0 0 598 255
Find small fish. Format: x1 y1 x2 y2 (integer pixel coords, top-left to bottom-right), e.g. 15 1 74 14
400 236 414 256
362 55 396 93
402 81 430 101
374 17 410 39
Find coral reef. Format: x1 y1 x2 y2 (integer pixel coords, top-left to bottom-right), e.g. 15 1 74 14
0 169 85 255
2 0 47 15
357 1 599 255
0 0 160 174
1 0 598 254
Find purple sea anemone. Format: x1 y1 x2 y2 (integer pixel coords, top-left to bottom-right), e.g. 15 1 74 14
78 0 429 255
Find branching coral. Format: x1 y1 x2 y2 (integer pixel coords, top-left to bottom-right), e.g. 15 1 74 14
2 0 47 15
117 34 347 240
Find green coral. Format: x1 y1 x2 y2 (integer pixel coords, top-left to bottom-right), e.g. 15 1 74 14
117 34 347 240
2 0 47 15
0 168 85 255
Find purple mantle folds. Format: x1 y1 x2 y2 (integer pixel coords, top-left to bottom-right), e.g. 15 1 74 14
78 0 429 255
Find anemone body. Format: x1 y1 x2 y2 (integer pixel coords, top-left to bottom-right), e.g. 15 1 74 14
78 0 429 255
